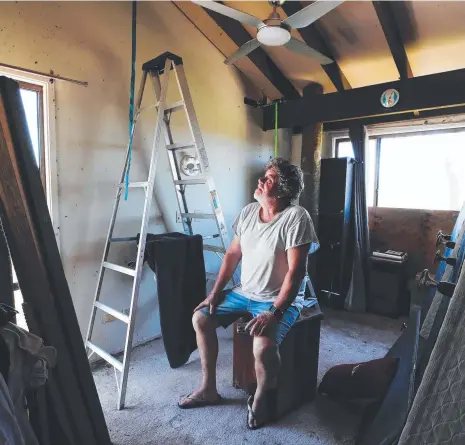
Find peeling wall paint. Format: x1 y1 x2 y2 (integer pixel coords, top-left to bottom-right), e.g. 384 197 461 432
0 1 285 354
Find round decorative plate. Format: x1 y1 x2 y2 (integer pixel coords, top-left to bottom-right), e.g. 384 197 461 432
380 89 400 108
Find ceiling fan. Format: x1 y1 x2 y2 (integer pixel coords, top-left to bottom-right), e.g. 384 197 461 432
194 0 344 65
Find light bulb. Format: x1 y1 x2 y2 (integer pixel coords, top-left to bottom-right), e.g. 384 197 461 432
257 26 291 47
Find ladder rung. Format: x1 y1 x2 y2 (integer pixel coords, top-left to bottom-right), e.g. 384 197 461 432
182 213 215 220
86 341 123 371
138 104 158 114
110 236 138 243
167 142 196 151
165 100 184 113
174 179 206 185
203 244 226 253
206 272 217 281
103 262 136 277
118 182 148 189
94 302 130 323
203 234 221 240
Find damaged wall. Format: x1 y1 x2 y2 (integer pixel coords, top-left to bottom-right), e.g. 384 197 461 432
369 207 458 279
0 1 287 354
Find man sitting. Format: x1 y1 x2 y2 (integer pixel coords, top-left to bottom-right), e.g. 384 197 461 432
178 157 319 429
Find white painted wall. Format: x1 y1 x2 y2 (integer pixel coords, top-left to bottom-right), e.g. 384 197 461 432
0 1 286 353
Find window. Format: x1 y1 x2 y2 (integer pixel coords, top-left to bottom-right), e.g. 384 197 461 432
335 127 465 211
376 131 465 210
335 139 354 158
18 82 45 178
335 137 377 207
1 68 58 329
0 67 59 235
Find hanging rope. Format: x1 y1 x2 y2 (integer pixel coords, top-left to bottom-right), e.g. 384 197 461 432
125 1 137 201
274 101 278 158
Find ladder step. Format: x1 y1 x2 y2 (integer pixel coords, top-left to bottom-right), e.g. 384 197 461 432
103 262 136 277
203 234 221 240
174 179 206 185
110 236 138 243
203 244 226 253
182 213 216 220
94 302 130 323
86 341 123 371
165 100 184 113
167 142 196 151
118 182 148 189
138 104 158 114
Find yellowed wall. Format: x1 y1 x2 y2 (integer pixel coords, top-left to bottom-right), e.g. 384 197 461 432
0 1 284 353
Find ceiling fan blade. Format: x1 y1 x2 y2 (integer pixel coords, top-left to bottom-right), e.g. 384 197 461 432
224 39 261 65
194 1 264 28
282 0 344 30
284 37 333 65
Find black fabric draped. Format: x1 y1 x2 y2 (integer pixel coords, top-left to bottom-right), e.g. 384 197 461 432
345 125 370 312
142 232 206 368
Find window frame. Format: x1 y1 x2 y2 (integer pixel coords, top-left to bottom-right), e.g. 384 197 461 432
0 66 60 250
17 80 46 188
331 119 465 210
334 137 351 158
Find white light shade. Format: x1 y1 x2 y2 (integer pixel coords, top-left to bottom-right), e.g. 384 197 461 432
257 26 290 46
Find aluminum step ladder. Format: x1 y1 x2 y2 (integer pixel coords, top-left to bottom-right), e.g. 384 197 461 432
85 52 231 410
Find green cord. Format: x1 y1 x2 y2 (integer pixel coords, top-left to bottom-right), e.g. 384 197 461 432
274 102 278 157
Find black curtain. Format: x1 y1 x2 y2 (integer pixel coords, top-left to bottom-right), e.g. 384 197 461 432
345 125 370 312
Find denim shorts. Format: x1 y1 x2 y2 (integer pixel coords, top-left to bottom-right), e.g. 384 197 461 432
199 290 300 345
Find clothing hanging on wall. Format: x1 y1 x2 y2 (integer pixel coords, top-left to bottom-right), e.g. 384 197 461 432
141 232 206 368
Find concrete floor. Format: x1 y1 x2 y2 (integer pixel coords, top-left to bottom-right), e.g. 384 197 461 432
93 308 403 445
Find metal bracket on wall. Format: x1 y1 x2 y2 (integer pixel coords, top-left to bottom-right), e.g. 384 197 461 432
244 97 287 109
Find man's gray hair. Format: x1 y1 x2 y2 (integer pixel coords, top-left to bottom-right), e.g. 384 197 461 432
265 157 304 204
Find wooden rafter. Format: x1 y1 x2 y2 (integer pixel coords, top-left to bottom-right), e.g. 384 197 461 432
324 105 465 131
373 1 413 80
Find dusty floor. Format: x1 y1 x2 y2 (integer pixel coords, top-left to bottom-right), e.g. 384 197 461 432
92 308 403 445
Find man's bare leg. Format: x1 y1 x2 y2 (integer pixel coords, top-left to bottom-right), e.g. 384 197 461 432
249 336 280 427
179 311 220 406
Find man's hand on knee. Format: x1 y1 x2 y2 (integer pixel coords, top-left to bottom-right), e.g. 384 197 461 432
193 290 225 315
246 312 276 336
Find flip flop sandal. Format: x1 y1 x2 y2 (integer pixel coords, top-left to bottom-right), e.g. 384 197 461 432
178 393 222 410
246 395 267 430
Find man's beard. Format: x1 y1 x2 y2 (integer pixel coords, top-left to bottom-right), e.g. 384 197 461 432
254 189 263 203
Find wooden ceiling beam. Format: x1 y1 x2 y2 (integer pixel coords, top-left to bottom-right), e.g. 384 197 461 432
200 3 300 99
324 105 465 131
281 2 351 92
373 1 413 80
262 67 465 129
